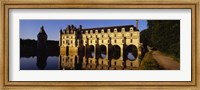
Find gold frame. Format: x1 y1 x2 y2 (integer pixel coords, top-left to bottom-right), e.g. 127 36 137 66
0 0 199 89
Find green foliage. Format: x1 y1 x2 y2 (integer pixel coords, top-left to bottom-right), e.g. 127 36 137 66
140 29 152 46
140 20 180 58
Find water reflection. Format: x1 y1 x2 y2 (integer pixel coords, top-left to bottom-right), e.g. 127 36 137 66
59 46 139 70
20 56 58 70
36 49 48 70
20 45 139 70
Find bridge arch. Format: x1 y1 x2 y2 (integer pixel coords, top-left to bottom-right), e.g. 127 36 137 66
88 45 95 58
125 44 138 61
99 45 107 59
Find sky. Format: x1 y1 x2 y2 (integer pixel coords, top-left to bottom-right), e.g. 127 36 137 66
20 20 148 40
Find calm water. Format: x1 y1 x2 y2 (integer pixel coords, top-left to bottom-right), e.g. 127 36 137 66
20 52 137 70
20 56 59 70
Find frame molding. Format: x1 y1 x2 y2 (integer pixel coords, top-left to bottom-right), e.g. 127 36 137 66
1 0 199 89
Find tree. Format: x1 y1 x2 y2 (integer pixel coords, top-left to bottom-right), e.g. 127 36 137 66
141 20 180 58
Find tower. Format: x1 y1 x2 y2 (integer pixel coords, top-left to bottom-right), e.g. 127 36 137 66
37 26 48 49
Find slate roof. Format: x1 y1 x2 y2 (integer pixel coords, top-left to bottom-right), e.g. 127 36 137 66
81 25 138 33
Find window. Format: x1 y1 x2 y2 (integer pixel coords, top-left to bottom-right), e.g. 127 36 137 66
130 27 133 31
101 29 104 33
66 40 68 45
107 29 110 32
115 40 116 43
114 28 117 32
122 28 125 32
130 39 132 43
90 30 93 34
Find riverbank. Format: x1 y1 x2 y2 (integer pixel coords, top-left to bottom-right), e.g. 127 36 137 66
152 51 180 70
140 51 180 70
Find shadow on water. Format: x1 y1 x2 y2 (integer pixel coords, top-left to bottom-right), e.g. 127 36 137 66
36 49 48 70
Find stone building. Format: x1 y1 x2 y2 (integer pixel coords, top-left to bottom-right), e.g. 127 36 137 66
59 22 141 70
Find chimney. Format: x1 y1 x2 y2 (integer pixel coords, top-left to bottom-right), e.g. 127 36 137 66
136 20 138 29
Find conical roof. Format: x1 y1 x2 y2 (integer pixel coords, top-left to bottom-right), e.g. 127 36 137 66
38 26 47 35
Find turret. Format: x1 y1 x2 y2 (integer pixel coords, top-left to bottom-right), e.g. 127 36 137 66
37 26 48 49
60 29 63 34
59 29 62 46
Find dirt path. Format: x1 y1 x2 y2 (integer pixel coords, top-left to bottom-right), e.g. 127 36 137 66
152 51 180 70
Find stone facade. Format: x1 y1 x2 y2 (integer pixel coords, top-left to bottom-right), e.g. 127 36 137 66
59 24 141 70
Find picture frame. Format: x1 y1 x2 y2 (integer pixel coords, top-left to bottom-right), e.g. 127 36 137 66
0 0 199 89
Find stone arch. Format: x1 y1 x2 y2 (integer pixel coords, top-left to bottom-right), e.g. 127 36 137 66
88 45 95 58
125 44 138 61
99 45 107 59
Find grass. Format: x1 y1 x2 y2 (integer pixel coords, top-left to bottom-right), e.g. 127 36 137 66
140 51 161 70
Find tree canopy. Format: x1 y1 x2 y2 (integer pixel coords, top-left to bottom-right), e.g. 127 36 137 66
140 20 180 58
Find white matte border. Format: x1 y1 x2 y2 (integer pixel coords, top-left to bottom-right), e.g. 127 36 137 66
9 9 191 81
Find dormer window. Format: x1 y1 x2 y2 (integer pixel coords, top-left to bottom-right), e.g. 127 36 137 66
101 29 104 33
114 28 117 32
90 30 93 33
130 27 134 31
122 28 125 32
95 30 98 33
107 29 110 32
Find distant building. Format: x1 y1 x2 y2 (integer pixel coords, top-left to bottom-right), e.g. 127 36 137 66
59 22 141 69
37 26 48 49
